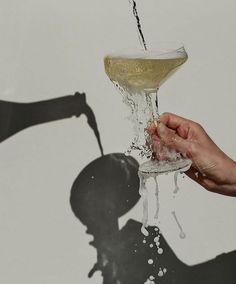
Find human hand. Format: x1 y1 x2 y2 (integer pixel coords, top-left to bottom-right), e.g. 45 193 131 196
147 113 236 197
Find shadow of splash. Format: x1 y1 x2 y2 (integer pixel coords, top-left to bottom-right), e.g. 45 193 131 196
0 91 235 283
70 153 236 284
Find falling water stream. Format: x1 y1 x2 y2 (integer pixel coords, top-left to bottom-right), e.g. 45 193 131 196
128 1 188 282
130 0 147 50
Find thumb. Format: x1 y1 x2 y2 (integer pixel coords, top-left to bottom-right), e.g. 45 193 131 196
157 122 190 154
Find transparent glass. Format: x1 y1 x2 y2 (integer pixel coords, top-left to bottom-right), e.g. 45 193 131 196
104 42 191 174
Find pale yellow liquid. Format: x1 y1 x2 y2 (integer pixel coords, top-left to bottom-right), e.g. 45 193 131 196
104 55 187 92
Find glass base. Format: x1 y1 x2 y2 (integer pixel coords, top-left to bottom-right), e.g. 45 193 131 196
139 158 192 175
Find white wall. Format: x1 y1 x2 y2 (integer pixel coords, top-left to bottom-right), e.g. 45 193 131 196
0 0 235 283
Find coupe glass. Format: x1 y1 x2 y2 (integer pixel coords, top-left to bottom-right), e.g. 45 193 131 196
104 42 191 174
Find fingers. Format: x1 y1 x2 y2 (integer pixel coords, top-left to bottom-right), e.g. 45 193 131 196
156 122 190 154
159 112 188 129
159 112 194 139
146 123 157 135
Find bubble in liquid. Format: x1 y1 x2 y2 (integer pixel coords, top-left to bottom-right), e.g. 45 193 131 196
149 244 154 248
158 270 164 277
149 275 155 280
143 239 147 244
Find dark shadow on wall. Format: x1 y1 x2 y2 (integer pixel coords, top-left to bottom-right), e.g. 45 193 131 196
0 92 103 155
0 91 235 283
70 153 236 284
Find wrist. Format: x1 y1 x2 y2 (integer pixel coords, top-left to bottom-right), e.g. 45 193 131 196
220 160 236 196
228 160 236 184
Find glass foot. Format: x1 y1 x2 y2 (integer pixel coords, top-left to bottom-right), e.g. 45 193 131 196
139 158 192 175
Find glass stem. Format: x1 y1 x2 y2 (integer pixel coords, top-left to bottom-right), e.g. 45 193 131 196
155 89 160 119
149 89 160 121
144 89 160 123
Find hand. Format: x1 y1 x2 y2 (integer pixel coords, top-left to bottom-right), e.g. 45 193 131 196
147 113 236 197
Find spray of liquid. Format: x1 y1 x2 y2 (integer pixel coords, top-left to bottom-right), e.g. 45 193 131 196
130 0 147 50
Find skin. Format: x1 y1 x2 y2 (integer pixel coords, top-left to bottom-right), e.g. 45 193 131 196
147 112 236 197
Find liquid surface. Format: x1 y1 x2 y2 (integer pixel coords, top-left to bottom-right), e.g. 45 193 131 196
104 56 187 93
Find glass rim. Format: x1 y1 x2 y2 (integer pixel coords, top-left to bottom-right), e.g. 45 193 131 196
104 41 187 60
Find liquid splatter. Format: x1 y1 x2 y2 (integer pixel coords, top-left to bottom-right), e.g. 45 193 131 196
153 176 160 220
157 248 163 255
148 259 154 265
174 171 180 194
172 211 186 239
139 172 149 236
157 267 167 277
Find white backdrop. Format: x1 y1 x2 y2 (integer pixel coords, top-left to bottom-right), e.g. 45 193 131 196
0 0 236 283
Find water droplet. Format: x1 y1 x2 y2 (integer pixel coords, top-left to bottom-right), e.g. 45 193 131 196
148 259 154 265
180 231 186 239
158 248 163 254
158 270 164 277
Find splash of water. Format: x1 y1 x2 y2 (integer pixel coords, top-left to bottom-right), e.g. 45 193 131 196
153 176 160 220
139 172 149 236
172 211 186 239
174 171 180 194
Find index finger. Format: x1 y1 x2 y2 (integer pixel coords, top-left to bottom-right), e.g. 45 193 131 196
159 112 190 130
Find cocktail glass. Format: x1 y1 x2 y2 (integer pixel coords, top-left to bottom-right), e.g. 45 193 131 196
104 42 191 174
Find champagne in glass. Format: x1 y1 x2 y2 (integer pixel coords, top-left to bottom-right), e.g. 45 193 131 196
104 44 191 174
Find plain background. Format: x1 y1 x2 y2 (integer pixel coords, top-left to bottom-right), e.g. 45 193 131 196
0 0 235 283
